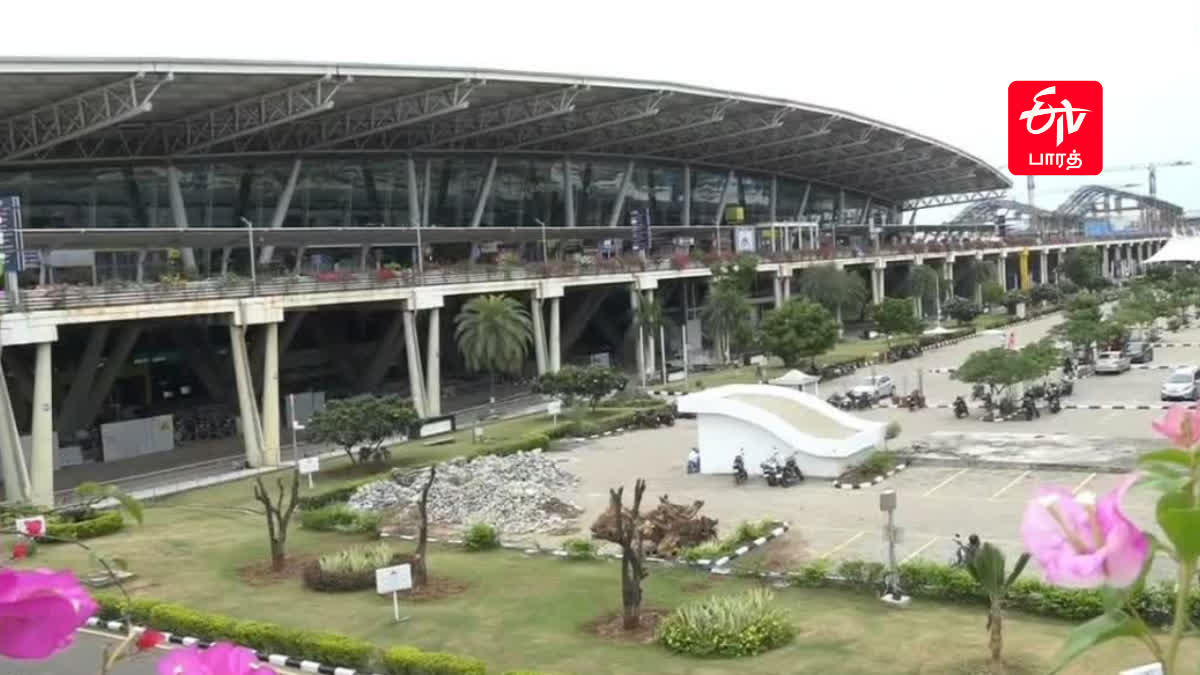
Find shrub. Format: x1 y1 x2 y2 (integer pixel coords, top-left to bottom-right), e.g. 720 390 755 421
680 541 728 563
463 523 500 551
297 480 375 510
304 543 400 592
480 433 549 457
884 420 901 441
659 589 795 657
45 511 124 541
380 646 487 675
679 520 778 562
733 519 776 543
300 503 379 534
861 450 897 476
561 538 596 560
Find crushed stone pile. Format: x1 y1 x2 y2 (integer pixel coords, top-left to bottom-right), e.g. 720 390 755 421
347 450 583 534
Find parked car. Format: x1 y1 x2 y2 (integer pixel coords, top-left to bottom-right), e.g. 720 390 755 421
1094 351 1132 374
1162 367 1200 401
849 375 895 401
1124 340 1154 364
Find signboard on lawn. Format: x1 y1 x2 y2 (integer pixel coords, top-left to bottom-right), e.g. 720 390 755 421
375 563 413 594
297 457 320 475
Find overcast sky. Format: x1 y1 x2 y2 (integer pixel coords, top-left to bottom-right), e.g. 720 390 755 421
4 0 1198 221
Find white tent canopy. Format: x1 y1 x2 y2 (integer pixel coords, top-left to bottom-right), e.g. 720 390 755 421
769 369 821 396
1145 234 1200 264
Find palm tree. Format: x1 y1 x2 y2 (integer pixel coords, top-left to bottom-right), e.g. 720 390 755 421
965 542 1030 665
454 295 533 401
701 280 752 363
797 264 867 326
906 264 941 319
632 294 670 385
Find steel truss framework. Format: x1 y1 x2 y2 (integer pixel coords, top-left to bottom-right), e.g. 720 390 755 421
0 60 1012 205
950 185 1184 224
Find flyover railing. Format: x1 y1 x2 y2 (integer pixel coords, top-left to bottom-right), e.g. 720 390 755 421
7 231 1160 313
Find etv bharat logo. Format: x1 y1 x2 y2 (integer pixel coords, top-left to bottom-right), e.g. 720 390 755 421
1008 81 1102 176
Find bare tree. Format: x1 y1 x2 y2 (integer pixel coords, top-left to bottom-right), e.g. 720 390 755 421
592 478 648 630
411 465 436 588
251 469 301 572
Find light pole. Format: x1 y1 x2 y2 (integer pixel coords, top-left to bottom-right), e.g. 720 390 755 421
239 217 258 295
533 218 549 262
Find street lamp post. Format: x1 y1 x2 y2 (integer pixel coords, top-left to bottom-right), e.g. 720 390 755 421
239 217 258 295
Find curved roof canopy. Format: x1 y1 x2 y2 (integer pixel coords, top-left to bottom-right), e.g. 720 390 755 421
0 58 1010 208
951 185 1183 224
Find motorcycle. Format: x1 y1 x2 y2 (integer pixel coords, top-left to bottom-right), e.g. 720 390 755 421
1046 392 1062 414
760 456 781 487
826 393 847 410
904 389 926 411
732 452 748 485
780 453 805 486
1021 393 1040 421
953 396 969 419
951 533 981 568
846 391 873 410
686 449 700 474
1057 376 1074 397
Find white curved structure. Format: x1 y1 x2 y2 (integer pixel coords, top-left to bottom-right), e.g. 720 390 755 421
677 384 885 479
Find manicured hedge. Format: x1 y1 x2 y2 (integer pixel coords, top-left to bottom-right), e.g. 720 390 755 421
785 557 1200 628
45 511 124 541
380 646 487 675
478 432 551 457
297 480 374 510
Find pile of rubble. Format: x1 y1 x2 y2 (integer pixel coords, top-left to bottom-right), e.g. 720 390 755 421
347 450 583 535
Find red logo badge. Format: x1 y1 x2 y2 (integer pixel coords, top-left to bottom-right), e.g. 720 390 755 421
1008 81 1102 175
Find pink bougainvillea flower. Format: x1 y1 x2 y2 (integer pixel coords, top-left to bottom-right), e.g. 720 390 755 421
156 643 274 675
1152 405 1200 449
0 568 97 659
10 542 27 560
23 520 42 538
1021 475 1149 588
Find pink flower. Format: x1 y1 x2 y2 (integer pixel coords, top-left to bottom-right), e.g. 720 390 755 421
1021 475 1149 588
1152 406 1200 449
156 643 274 675
138 629 166 651
23 520 42 538
11 542 27 560
0 568 97 659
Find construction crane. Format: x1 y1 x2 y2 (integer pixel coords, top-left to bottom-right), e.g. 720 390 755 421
1102 161 1192 198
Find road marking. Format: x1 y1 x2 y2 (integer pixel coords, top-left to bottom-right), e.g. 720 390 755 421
1073 472 1097 494
902 536 940 564
922 468 969 497
990 470 1031 499
820 531 865 558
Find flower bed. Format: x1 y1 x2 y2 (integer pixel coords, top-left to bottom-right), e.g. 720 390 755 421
302 543 406 593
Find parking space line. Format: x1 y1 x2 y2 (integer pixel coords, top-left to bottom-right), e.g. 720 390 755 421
1073 472 1097 494
922 468 969 497
990 470 1031 500
902 536 940 564
820 531 865 559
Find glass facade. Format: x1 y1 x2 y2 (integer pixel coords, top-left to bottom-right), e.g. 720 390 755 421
0 155 890 231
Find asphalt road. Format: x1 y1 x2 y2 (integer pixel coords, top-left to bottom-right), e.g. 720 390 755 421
11 632 158 675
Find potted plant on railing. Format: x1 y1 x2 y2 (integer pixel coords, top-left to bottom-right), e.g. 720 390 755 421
670 251 692 270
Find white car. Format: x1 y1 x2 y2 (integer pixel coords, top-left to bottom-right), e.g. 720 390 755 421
1162 367 1200 401
1094 351 1132 374
849 375 895 400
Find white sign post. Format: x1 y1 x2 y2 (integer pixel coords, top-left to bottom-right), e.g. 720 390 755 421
375 563 413 623
15 515 46 537
298 456 319 489
547 400 562 427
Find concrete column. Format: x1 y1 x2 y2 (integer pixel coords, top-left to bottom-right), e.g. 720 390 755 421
914 295 924 319
995 255 1007 291
56 324 110 439
642 290 656 377
681 164 691 226
229 325 264 467
1101 246 1111 278
772 276 783 309
28 343 53 506
870 266 884 304
74 324 142 435
166 166 198 274
402 310 427 418
259 321 280 466
531 297 548 375
1039 251 1049 285
549 297 561 373
782 273 792 301
0 356 30 502
363 311 406 391
424 307 441 417
562 158 575 228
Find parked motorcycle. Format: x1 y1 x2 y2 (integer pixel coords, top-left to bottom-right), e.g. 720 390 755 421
732 451 748 485
951 533 981 568
687 448 700 474
1046 392 1062 414
780 453 804 486
760 455 781 487
904 389 926 411
1021 392 1041 421
1057 376 1074 397
846 391 873 410
953 396 969 419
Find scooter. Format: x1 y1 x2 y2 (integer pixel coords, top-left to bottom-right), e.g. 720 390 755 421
953 396 969 419
1046 392 1062 414
732 452 748 485
760 454 782 487
951 533 981 568
905 390 926 411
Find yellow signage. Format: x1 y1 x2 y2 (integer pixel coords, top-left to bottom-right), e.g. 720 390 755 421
724 205 745 224
1019 249 1033 290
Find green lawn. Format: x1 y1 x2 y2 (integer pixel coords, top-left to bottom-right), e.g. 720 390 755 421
30 496 1192 675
